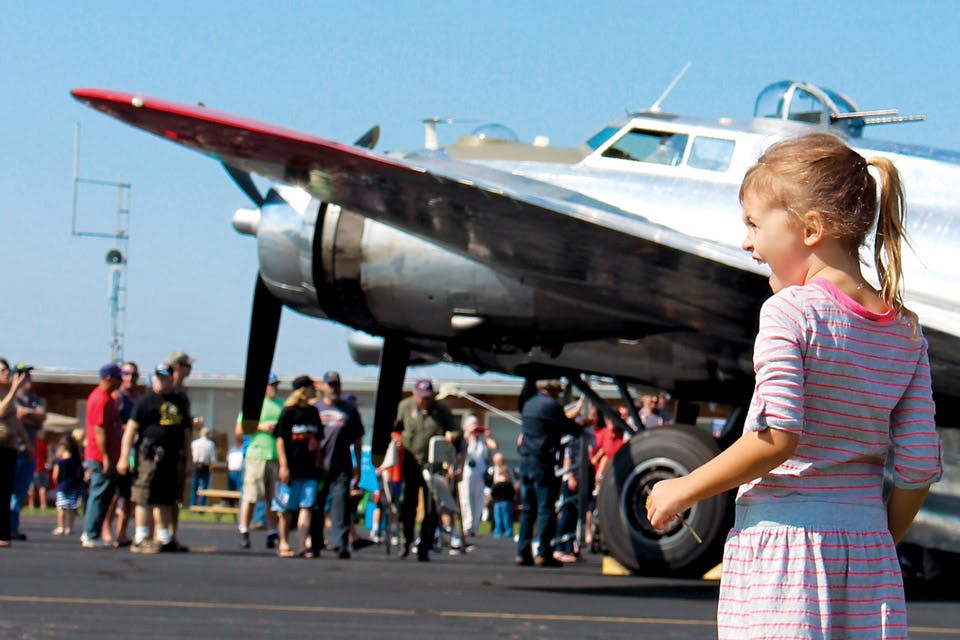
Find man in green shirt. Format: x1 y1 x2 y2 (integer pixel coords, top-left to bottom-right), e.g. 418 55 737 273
395 379 460 561
234 373 283 549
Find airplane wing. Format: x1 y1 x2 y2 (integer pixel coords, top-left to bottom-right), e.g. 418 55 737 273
72 88 771 348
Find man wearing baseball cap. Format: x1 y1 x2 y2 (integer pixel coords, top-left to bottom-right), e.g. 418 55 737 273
312 371 365 558
117 362 192 553
81 363 123 548
165 351 195 550
234 372 282 550
394 378 459 561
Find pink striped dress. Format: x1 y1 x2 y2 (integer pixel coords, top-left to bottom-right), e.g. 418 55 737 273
718 278 942 640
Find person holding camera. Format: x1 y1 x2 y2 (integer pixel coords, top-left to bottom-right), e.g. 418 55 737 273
458 415 497 539
0 359 34 547
12 366 45 539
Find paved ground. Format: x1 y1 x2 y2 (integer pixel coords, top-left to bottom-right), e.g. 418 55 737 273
2 514 960 639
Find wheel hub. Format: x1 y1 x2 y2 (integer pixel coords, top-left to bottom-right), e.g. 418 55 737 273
619 456 693 540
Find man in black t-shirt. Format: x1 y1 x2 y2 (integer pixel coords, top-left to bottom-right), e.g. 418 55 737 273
118 363 191 554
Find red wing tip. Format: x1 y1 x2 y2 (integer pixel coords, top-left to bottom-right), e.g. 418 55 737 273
71 88 146 106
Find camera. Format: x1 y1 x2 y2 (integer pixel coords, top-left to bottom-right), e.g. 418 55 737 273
14 364 34 375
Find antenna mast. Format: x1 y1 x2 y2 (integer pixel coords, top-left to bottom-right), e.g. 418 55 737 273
72 123 132 363
649 62 692 113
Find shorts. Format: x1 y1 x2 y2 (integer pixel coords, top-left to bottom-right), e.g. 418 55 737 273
242 458 278 503
131 457 179 506
56 490 81 510
115 471 133 500
33 471 50 489
271 478 317 512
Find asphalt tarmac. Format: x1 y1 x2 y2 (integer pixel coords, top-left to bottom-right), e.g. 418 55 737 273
3 514 960 639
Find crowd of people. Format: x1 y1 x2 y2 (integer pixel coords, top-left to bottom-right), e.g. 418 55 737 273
0 352 551 561
0 351 675 564
0 353 197 550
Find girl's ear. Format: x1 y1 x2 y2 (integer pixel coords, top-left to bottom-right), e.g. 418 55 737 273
801 210 826 246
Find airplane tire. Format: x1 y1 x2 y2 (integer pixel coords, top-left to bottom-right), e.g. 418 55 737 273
597 424 734 576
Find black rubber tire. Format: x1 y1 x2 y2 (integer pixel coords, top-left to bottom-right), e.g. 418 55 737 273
597 424 734 577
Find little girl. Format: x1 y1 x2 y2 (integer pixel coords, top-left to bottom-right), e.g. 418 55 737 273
489 452 517 538
647 133 942 639
52 434 84 536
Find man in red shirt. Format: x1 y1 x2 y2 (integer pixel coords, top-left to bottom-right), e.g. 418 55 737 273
81 363 123 549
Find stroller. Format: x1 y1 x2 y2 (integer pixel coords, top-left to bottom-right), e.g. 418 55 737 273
375 436 404 554
424 435 468 554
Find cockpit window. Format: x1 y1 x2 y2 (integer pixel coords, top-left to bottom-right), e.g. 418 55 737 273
585 126 620 150
788 88 825 124
687 136 735 171
602 129 688 166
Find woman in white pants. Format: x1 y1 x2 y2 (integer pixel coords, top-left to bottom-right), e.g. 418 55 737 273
458 416 497 537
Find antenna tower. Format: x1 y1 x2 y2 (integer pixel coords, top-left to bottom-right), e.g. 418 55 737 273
72 123 132 363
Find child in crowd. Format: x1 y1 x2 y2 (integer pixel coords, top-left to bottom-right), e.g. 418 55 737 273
52 434 84 536
273 376 322 558
646 133 942 639
488 452 517 538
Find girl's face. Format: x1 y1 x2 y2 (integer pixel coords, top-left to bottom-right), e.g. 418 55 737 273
0 363 9 385
741 191 810 293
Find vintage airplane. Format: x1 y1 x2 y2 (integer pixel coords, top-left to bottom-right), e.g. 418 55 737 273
72 79 960 577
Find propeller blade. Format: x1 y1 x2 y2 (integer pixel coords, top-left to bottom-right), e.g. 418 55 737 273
240 274 283 434
223 163 265 207
354 125 380 150
370 336 409 461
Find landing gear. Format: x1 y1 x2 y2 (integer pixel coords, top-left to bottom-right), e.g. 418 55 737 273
597 424 734 576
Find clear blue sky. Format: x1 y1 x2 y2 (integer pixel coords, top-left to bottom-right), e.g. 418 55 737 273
2 1 958 379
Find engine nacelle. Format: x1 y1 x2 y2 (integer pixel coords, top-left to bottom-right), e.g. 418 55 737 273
242 186 639 356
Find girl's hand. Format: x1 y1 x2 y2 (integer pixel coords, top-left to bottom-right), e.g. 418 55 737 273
278 465 290 485
646 477 694 532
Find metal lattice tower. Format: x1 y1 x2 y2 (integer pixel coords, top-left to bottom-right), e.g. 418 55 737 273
72 123 132 363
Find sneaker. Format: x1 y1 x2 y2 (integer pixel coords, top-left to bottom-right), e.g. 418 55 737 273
131 540 159 554
515 554 534 566
351 537 374 551
81 537 110 549
239 531 251 549
337 549 351 560
159 538 189 553
265 532 279 549
535 555 564 568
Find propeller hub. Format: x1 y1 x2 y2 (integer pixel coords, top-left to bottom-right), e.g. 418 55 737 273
232 208 261 236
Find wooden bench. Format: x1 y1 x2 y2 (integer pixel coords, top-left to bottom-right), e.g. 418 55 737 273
190 489 241 521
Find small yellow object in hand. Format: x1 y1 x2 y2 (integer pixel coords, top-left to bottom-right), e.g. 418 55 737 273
645 493 701 544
